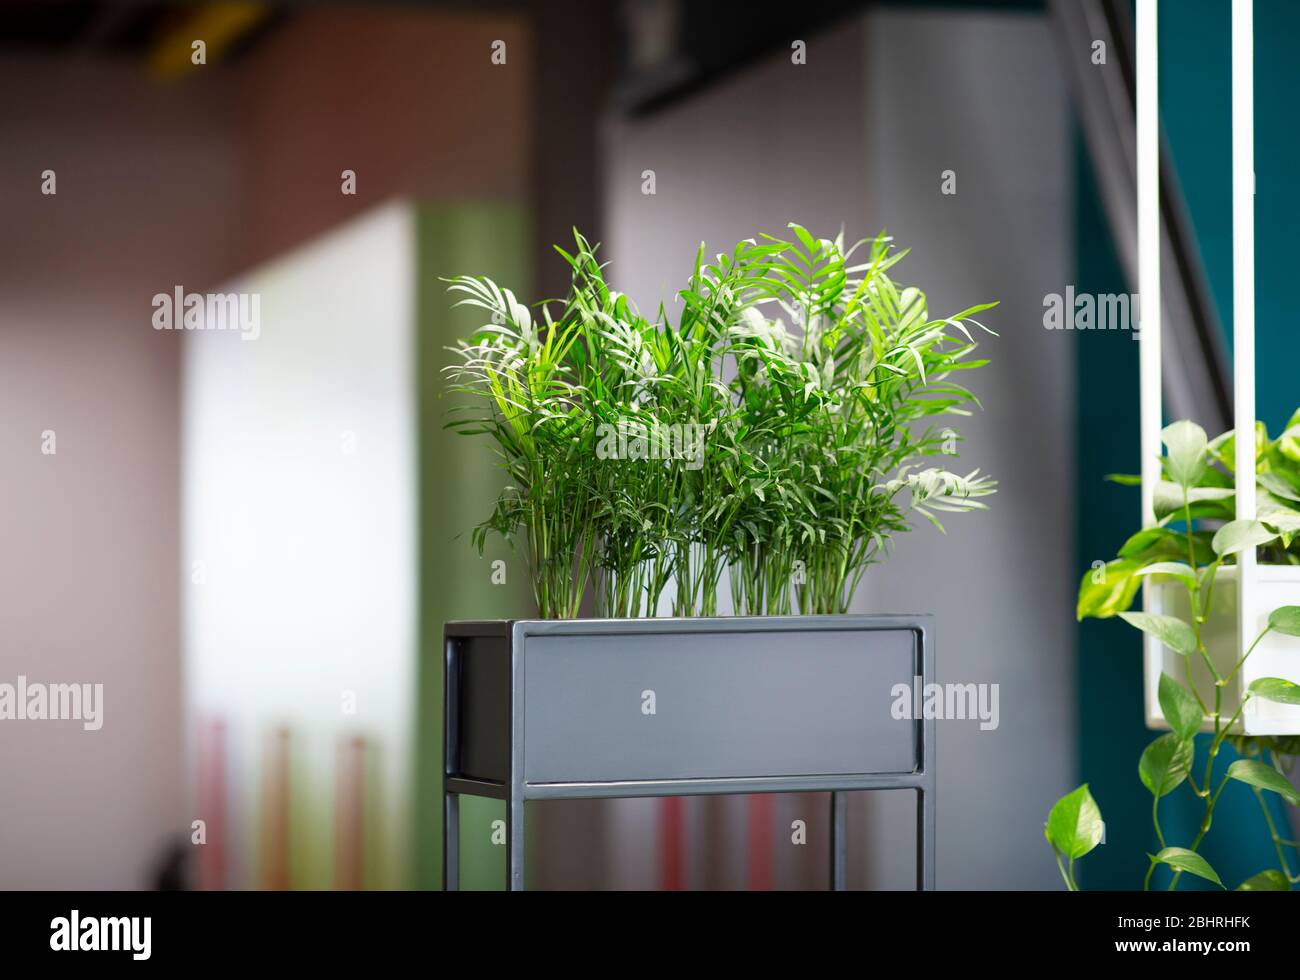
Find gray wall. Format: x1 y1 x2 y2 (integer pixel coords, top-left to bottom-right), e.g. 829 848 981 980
0 57 238 888
855 7 1075 891
600 8 1075 889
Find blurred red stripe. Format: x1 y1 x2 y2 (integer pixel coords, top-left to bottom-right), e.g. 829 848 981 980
746 794 773 890
261 727 291 890
196 717 227 890
659 797 685 890
334 736 366 890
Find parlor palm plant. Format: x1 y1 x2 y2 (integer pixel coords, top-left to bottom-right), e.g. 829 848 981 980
444 224 998 619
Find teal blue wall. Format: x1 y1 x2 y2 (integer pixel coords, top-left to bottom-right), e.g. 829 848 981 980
1161 0 1298 434
1074 133 1151 889
1251 0 1300 433
1075 0 1296 889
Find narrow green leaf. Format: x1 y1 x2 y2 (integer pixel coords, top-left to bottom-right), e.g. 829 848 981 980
1249 677 1300 706
1119 526 1214 564
1259 472 1300 504
1119 527 1170 559
1076 559 1144 620
1152 847 1223 888
1212 519 1279 558
1104 473 1143 486
1236 869 1289 891
1163 420 1208 487
1119 612 1197 656
1267 606 1300 637
1278 408 1300 463
1154 482 1233 521
1134 562 1198 588
1227 760 1300 805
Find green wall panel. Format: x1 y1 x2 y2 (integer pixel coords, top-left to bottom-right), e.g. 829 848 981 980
413 202 533 890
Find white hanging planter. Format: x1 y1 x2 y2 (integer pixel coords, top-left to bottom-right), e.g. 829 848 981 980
1145 566 1300 735
1137 0 1300 735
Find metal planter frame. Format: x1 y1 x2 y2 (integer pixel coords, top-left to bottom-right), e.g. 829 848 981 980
442 614 935 891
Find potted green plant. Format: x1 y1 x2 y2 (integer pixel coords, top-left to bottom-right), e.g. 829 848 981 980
439 225 998 889
1051 417 1300 890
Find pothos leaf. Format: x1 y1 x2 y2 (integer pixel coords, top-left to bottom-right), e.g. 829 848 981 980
1236 869 1289 891
1227 760 1300 805
1151 847 1223 888
1119 612 1197 657
1139 733 1193 798
1158 673 1203 741
1045 784 1105 860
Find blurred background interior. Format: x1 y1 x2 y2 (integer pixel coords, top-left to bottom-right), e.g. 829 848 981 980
1 0 1297 890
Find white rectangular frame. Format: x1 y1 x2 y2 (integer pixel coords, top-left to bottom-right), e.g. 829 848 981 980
1138 0 1300 734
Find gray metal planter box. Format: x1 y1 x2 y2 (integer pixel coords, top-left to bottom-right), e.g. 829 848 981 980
442 614 935 890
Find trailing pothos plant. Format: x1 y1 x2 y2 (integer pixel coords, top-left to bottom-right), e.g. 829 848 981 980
443 224 998 620
1049 415 1300 891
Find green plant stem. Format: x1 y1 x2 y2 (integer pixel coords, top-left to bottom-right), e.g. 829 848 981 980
1225 625 1272 686
1251 786 1296 882
1184 654 1210 718
1169 770 1232 890
1183 491 1224 687
1055 854 1078 891
1166 498 1228 891
1198 557 1221 624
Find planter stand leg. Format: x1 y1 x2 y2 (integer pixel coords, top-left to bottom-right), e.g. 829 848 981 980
506 793 525 891
916 784 935 891
829 791 848 890
443 788 459 891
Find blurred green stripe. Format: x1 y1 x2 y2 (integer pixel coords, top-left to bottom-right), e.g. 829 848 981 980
413 202 533 890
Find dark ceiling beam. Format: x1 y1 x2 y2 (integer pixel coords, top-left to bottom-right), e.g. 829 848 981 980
76 1 145 51
528 0 616 299
146 2 273 77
